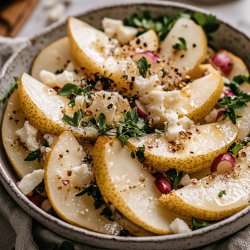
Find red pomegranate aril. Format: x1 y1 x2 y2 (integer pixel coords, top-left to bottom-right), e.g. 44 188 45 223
223 89 234 97
53 86 61 92
131 100 147 118
211 153 235 174
41 199 52 213
211 52 233 76
154 178 172 194
28 193 46 207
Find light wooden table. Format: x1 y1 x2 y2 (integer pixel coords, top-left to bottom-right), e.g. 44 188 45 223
18 0 250 37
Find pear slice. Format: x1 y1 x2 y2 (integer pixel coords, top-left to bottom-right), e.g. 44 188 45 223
18 73 97 138
236 103 250 140
1 91 41 178
160 146 250 220
31 37 73 80
45 131 122 233
127 121 238 173
94 136 176 235
67 17 140 96
160 17 207 77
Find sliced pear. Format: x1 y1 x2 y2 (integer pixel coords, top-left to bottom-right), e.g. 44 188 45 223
94 136 176 234
160 146 250 220
236 103 250 140
45 131 122 233
1 91 41 178
67 17 140 96
160 17 207 77
18 73 97 138
31 37 73 80
127 121 238 173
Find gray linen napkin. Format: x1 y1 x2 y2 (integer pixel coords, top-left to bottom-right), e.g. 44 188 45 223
0 37 249 250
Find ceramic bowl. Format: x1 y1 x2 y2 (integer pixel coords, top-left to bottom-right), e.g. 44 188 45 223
0 1 250 249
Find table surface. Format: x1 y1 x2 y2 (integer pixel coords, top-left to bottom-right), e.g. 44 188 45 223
18 0 250 37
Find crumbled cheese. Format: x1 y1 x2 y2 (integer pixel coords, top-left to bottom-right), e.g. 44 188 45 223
18 169 44 195
16 121 39 151
164 110 194 141
70 164 93 187
43 0 56 9
48 3 66 23
170 218 191 234
204 108 220 123
75 95 88 106
88 91 130 124
102 18 137 44
39 70 80 88
104 221 123 235
180 174 191 186
43 134 56 147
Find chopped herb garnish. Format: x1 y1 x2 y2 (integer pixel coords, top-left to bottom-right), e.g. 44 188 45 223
192 217 210 230
24 149 42 162
88 113 113 135
124 10 178 40
166 169 184 189
233 75 250 85
0 77 19 103
57 83 78 96
191 12 220 38
135 56 151 78
172 37 187 51
135 145 145 163
218 190 226 198
75 184 113 219
131 151 136 159
35 181 46 197
63 109 84 127
116 108 147 146
228 137 250 155
155 129 164 135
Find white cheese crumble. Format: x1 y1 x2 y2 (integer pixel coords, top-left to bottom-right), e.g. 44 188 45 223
43 134 56 147
102 18 137 44
164 110 194 141
75 95 89 106
48 3 66 23
43 0 56 9
70 164 94 187
39 69 80 88
180 174 191 186
88 91 130 124
170 218 191 234
15 121 39 151
204 108 220 123
18 169 44 195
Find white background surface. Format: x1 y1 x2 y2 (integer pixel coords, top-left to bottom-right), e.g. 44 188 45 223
18 0 250 37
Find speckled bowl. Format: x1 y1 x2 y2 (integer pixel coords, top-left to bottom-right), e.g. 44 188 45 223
0 1 250 249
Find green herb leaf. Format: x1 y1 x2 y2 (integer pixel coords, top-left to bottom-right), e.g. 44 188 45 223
218 190 226 198
24 149 42 162
233 75 250 85
135 56 151 78
131 151 136 159
88 113 113 135
136 145 145 163
63 109 83 127
116 108 147 146
192 217 210 230
155 129 164 135
166 169 184 189
57 83 78 96
0 77 19 103
191 12 219 37
228 137 250 155
172 37 187 51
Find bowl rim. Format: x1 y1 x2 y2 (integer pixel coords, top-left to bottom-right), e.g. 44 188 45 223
0 0 250 245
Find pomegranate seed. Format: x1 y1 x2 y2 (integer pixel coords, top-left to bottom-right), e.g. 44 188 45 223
211 153 235 174
28 193 45 207
53 86 60 92
131 100 147 118
155 178 172 194
211 52 233 76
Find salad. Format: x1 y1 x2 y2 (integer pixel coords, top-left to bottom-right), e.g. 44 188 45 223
1 11 250 236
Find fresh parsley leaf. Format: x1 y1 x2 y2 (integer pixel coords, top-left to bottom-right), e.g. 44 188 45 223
124 11 178 40
135 56 151 78
35 181 46 197
155 129 164 135
166 169 184 189
88 113 113 135
131 151 136 159
228 137 250 155
136 145 145 163
233 75 250 85
172 37 187 51
218 190 226 198
57 83 78 96
24 149 42 162
116 108 147 146
191 12 219 37
63 109 83 127
192 217 210 230
0 77 19 103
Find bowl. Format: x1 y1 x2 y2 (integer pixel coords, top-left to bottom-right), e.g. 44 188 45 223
0 1 250 249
